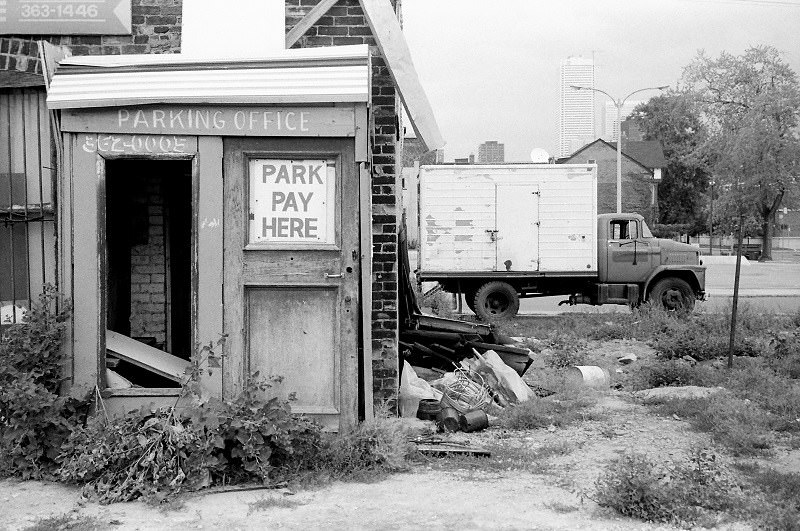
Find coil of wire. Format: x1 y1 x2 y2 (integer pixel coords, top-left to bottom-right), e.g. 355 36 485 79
441 368 491 412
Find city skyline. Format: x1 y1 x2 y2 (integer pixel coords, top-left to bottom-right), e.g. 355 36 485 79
558 56 595 158
402 0 800 162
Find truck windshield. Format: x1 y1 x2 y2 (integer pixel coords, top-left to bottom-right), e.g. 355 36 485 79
641 220 653 238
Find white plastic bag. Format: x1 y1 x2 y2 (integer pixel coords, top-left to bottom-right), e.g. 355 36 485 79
473 349 534 404
399 360 443 417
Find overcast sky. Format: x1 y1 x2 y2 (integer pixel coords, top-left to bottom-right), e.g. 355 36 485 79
401 0 800 162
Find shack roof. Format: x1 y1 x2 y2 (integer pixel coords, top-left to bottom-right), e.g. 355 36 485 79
46 45 371 109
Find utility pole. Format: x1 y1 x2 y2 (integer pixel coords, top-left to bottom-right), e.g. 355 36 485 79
570 84 669 213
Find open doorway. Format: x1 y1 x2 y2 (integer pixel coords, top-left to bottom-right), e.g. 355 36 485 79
104 159 192 389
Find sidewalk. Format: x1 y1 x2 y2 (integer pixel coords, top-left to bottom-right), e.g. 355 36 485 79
706 289 800 298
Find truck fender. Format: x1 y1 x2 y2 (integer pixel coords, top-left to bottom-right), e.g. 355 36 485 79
643 266 706 298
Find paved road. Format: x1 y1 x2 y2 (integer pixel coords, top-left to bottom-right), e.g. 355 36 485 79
440 258 800 316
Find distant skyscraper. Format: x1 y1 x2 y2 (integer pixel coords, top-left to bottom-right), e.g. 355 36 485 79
478 141 505 163
559 56 595 157
602 100 643 142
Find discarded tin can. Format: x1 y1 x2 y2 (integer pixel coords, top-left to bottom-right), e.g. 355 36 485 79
459 409 489 432
567 365 610 388
437 406 461 432
417 399 441 421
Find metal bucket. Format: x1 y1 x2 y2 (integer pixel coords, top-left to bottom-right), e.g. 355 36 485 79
567 365 610 388
437 406 461 432
459 409 489 432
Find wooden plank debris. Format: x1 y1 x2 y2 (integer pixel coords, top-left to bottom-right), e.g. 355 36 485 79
106 330 190 383
415 442 491 458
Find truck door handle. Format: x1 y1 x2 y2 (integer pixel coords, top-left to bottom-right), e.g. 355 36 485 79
325 273 343 279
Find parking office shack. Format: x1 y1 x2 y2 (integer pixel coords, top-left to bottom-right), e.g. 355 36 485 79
47 46 373 431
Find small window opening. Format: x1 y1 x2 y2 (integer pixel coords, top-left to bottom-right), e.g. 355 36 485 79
611 220 639 240
104 159 192 389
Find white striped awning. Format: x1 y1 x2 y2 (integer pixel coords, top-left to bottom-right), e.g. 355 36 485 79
47 45 370 110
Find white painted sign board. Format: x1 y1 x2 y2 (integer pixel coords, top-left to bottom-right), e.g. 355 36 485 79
248 159 336 246
0 0 131 35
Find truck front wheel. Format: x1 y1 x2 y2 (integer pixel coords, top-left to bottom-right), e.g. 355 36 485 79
648 278 695 312
472 281 520 321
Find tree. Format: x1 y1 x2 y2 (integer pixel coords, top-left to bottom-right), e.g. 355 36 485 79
681 45 800 260
630 94 710 234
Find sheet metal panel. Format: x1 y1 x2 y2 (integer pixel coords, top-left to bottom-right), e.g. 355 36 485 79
48 66 370 109
47 46 371 110
419 164 597 274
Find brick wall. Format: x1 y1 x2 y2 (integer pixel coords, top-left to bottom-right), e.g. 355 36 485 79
564 142 657 225
286 0 401 408
129 176 167 346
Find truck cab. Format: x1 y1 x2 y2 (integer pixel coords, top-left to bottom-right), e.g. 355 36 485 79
593 213 705 310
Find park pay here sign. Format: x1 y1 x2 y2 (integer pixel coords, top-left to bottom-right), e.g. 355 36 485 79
249 159 336 246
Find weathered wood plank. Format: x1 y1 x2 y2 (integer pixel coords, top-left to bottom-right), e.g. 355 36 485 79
359 162 373 419
61 106 356 137
196 136 224 397
69 136 99 395
359 0 445 151
285 0 340 48
106 330 190 383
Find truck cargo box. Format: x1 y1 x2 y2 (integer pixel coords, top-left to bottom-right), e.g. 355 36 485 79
418 164 598 275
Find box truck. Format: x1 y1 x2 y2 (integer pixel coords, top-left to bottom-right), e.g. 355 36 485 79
416 164 705 321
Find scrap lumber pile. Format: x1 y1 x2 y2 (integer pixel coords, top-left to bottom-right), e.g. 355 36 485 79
398 220 536 431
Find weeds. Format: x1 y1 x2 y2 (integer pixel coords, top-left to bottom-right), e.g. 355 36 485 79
309 415 417 482
0 286 90 480
247 496 304 514
652 394 774 455
733 462 800 529
23 514 104 531
592 449 741 526
501 387 601 430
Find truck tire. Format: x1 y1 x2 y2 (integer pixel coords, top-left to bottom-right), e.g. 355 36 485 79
648 278 695 312
472 281 520 321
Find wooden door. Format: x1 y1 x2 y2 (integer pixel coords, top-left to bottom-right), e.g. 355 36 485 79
223 138 359 431
495 184 539 271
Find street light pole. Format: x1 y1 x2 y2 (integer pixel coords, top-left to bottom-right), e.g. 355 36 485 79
570 84 669 213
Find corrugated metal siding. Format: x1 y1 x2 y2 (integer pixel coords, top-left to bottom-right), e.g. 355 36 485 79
419 165 597 274
0 88 56 322
47 46 371 109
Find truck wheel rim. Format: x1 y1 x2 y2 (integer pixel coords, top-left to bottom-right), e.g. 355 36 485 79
485 294 509 315
663 289 684 309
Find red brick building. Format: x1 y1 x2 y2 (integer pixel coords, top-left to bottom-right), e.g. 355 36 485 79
558 139 666 226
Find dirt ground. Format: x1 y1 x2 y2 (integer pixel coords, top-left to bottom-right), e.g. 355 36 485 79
0 396 699 531
1 339 793 530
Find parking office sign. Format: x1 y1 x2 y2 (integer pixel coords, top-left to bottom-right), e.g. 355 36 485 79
0 0 131 35
248 159 337 246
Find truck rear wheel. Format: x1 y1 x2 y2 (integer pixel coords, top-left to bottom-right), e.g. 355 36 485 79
472 281 520 321
648 278 695 312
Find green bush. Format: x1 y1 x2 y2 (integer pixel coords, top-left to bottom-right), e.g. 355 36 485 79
0 286 89 479
594 450 740 526
59 378 321 504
